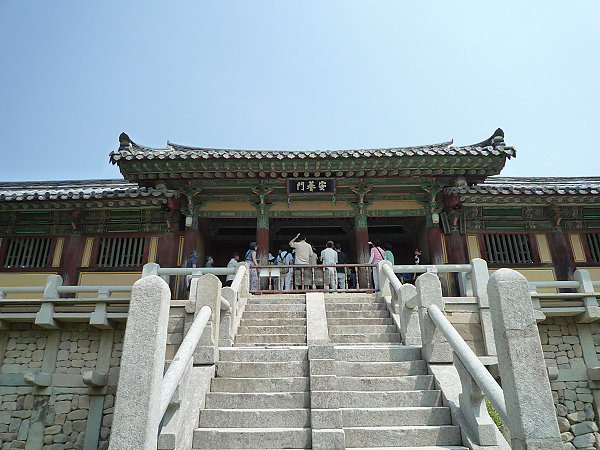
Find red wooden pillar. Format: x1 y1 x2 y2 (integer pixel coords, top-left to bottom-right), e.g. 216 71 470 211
354 213 370 288
256 223 270 266
181 227 198 267
448 230 467 264
550 229 576 282
62 234 84 286
427 223 450 295
158 232 178 268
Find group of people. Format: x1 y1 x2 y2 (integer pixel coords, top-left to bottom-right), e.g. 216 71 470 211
188 235 429 292
368 239 429 290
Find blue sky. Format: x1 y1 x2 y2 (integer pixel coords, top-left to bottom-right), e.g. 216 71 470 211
1 1 598 182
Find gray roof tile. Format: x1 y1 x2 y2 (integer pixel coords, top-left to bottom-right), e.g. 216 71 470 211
452 176 600 196
0 180 175 202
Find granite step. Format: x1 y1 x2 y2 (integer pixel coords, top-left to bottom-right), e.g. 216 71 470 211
328 324 398 334
244 303 306 312
216 361 308 378
337 375 434 391
193 427 311 449
235 334 307 345
341 406 451 427
325 303 386 311
338 390 442 408
237 325 307 335
240 318 306 327
343 425 462 448
242 311 306 320
205 392 310 409
211 377 310 393
327 317 394 325
199 408 310 428
336 360 428 377
219 347 308 362
327 310 390 318
330 333 401 344
335 345 422 362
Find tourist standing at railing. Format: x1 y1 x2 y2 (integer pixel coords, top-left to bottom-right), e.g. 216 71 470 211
384 243 402 281
321 240 338 290
368 239 386 290
289 233 313 290
245 242 259 291
334 243 348 289
186 250 200 292
276 245 293 291
224 252 240 287
205 256 214 267
413 247 429 281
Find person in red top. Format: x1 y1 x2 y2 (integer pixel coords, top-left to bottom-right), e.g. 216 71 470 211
368 239 386 290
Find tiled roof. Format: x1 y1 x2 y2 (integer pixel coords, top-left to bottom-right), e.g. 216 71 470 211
453 177 600 196
0 179 175 202
110 136 516 163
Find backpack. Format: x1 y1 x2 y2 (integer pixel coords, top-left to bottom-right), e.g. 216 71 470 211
277 252 289 274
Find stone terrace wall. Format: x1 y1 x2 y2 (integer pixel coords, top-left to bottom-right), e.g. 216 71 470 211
539 317 600 449
0 303 188 450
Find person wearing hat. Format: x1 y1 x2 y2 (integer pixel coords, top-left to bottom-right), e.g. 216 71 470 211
245 242 259 291
412 247 429 282
186 250 200 291
205 256 214 268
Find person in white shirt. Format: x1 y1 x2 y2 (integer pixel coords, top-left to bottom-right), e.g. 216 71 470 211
275 245 293 291
289 233 314 289
320 240 338 290
224 252 240 287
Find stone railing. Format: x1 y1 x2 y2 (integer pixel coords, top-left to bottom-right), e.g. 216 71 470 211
0 276 132 329
527 270 600 323
379 261 564 448
379 258 497 356
108 262 249 450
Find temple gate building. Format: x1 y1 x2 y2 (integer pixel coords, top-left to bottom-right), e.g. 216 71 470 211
1 129 598 294
1 129 600 449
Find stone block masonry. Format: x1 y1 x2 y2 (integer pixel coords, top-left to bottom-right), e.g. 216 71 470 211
540 317 600 449
0 303 187 449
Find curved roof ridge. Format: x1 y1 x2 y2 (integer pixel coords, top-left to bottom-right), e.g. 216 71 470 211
110 130 516 164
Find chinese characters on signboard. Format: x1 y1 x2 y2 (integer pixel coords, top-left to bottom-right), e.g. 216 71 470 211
288 178 335 195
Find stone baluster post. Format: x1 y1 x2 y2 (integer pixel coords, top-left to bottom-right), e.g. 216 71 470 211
399 283 421 346
416 273 452 363
487 268 562 450
219 286 235 347
193 274 221 364
109 275 171 450
469 258 496 356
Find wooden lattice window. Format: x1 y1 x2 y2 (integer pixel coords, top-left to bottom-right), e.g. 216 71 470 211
97 237 145 267
4 238 51 268
588 233 600 263
484 233 532 264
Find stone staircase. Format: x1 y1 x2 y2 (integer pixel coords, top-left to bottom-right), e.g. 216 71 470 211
192 293 468 449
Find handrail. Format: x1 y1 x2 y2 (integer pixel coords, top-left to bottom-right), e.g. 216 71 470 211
528 281 581 289
382 263 402 293
531 292 596 299
220 296 230 311
427 304 508 425
157 267 235 276
230 264 247 292
158 305 211 421
392 264 472 273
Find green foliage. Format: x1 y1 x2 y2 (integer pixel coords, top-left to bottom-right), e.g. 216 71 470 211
485 397 503 431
